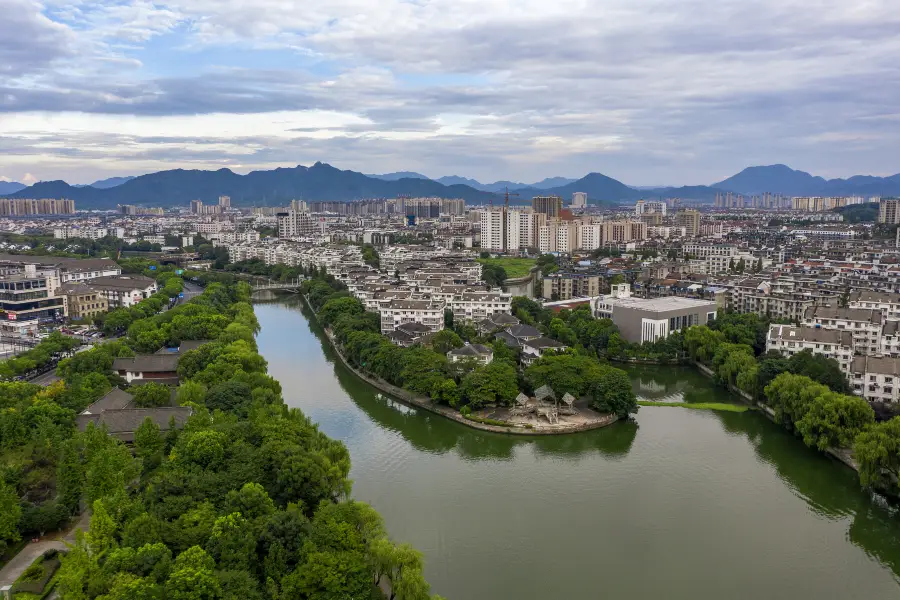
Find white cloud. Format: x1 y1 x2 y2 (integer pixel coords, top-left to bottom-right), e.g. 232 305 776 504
2 0 900 183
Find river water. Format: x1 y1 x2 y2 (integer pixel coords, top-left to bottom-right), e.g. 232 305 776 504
256 297 900 600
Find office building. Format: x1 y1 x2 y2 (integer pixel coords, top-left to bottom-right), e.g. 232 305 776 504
0 263 66 321
592 284 717 343
532 196 563 218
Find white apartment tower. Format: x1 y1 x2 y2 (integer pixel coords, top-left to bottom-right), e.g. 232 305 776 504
572 192 587 209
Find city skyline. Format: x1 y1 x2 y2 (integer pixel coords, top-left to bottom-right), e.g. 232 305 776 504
2 0 899 185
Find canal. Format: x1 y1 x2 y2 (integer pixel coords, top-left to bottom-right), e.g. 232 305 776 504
256 297 900 599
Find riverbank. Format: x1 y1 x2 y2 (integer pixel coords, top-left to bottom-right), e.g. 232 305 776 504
300 294 618 436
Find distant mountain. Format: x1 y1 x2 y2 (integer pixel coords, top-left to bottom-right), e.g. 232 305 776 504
436 175 488 189
437 175 576 193
515 173 644 203
1 163 497 209
714 165 826 196
712 164 900 197
90 176 135 189
529 177 577 189
366 172 430 181
0 181 25 195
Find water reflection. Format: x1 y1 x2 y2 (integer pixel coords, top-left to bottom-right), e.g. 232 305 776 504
289 296 639 462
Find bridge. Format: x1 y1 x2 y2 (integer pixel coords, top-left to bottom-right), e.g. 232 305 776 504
250 278 305 295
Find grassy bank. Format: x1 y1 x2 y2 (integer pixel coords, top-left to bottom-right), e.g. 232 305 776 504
638 401 750 413
477 257 536 278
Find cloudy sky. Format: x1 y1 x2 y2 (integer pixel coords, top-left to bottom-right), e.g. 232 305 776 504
1 0 899 186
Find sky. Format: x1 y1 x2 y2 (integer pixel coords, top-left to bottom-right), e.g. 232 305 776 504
1 0 899 186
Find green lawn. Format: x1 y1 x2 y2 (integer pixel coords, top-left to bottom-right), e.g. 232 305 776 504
638 401 750 413
477 257 537 278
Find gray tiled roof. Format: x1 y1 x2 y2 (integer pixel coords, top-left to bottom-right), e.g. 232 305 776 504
113 354 180 373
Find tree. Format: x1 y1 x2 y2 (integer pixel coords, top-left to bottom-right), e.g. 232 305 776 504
526 354 602 397
205 381 253 416
684 326 726 362
590 366 638 418
736 257 746 273
165 546 221 600
481 264 507 288
397 348 448 395
88 499 117 555
134 418 165 474
430 330 463 355
787 350 850 394
855 418 900 492
132 383 171 408
796 392 874 451
443 309 454 329
176 381 207 406
460 362 519 409
224 483 276 522
0 482 21 553
57 438 84 514
430 379 461 407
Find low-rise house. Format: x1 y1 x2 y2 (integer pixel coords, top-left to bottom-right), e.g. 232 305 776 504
88 275 158 308
112 354 181 385
386 322 433 347
76 387 192 442
477 313 520 334
521 337 568 365
447 343 494 365
848 289 900 320
494 324 542 348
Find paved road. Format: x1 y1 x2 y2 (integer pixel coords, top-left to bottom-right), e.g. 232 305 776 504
28 370 60 387
0 512 89 588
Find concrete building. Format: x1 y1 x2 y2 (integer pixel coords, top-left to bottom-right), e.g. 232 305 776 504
543 272 601 300
379 298 446 334
572 192 587 209
218 195 231 209
0 198 75 215
851 355 900 403
592 283 717 343
88 275 158 309
765 324 854 375
676 209 701 237
879 198 900 225
60 282 109 321
479 210 505 251
448 343 494 365
0 263 66 322
848 289 900 320
277 209 320 238
532 196 563 218
802 306 883 356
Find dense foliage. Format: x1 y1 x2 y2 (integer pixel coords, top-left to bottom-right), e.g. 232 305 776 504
1 272 438 599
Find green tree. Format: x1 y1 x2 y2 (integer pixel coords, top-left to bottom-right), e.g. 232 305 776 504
175 380 207 406
430 330 463 355
796 392 874 451
0 482 21 553
590 366 638 418
57 438 84 514
460 362 519 409
855 418 900 491
787 350 850 393
132 383 171 408
224 483 276 522
431 379 461 407
134 418 165 474
526 354 602 397
165 546 221 600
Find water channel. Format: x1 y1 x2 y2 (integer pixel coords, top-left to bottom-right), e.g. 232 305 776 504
255 297 900 599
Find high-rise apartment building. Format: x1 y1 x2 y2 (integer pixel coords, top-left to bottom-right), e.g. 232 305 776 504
219 195 231 209
277 210 320 238
879 198 900 224
532 195 563 218
572 192 587 209
676 209 701 237
478 209 545 251
0 198 75 216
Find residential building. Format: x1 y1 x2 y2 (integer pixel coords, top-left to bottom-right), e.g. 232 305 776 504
379 298 446 334
542 272 601 300
847 289 900 320
0 198 75 215
88 275 158 308
278 209 320 238
879 198 900 225
520 337 568 365
448 344 494 365
592 283 717 343
60 282 109 321
676 209 701 237
572 192 587 209
219 195 231 209
850 356 900 403
532 196 563 218
802 306 883 355
449 292 512 324
765 324 854 375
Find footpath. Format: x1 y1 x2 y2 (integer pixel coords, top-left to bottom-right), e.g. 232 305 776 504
0 512 90 589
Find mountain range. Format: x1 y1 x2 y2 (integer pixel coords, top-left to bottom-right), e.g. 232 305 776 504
2 163 899 209
0 181 26 195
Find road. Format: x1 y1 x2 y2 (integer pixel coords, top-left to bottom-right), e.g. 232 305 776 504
28 370 60 387
0 512 89 589
178 281 204 303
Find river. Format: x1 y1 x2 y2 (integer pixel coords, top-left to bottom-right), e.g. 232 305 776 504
255 297 900 600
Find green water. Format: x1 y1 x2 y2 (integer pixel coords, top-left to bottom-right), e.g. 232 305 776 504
256 298 900 600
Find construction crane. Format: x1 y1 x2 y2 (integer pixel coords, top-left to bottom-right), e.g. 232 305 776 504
490 187 520 211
